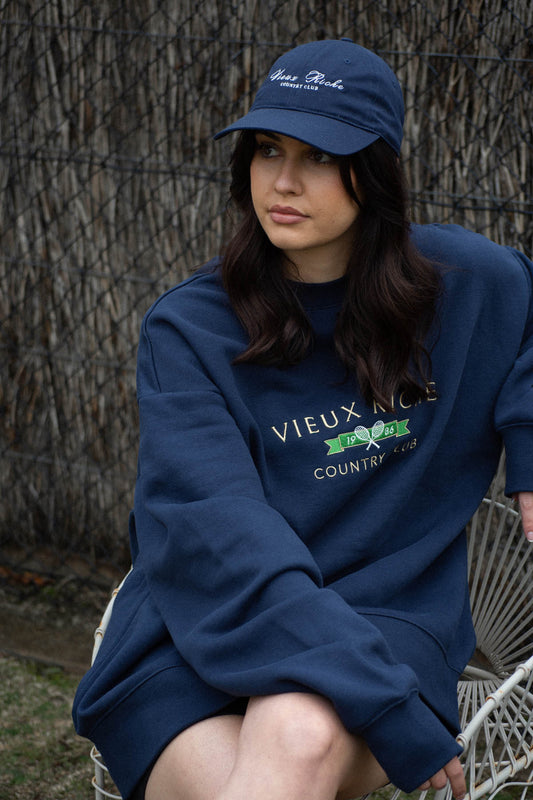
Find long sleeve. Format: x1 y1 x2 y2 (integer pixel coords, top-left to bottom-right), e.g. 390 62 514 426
132 294 461 792
494 248 533 494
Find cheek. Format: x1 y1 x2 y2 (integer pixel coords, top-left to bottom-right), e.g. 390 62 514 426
249 163 264 214
319 177 359 219
317 196 359 231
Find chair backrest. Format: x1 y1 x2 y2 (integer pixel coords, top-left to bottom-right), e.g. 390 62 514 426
457 453 533 800
466 453 533 677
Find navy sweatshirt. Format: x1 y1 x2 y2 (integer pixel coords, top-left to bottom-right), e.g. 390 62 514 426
73 224 533 796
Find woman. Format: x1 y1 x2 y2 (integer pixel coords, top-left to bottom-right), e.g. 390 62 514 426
73 39 533 800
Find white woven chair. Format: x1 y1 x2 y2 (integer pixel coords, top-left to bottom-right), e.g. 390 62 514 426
89 455 533 800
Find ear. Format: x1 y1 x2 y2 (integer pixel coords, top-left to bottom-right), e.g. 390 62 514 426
350 168 363 209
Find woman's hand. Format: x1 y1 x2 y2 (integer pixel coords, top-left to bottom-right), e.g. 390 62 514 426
517 492 533 542
418 755 466 799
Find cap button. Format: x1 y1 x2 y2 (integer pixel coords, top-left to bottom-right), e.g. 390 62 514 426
340 37 353 42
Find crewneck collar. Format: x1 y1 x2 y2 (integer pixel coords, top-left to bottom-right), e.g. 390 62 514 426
288 275 347 310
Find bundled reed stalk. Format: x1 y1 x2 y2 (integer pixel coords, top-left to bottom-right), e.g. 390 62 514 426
0 0 531 577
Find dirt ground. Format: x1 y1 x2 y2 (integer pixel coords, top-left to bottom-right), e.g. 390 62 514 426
0 572 114 675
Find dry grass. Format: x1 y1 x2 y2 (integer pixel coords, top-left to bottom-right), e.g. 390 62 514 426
0 655 93 800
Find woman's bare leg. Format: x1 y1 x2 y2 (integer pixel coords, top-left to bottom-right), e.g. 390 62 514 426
145 714 243 800
217 694 388 800
145 693 388 800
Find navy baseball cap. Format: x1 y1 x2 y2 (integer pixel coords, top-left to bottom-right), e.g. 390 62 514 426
214 39 404 156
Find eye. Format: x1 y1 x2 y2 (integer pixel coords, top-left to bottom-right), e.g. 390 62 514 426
256 141 279 158
309 149 335 165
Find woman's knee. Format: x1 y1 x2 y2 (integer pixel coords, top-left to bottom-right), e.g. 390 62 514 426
244 694 388 798
246 693 345 769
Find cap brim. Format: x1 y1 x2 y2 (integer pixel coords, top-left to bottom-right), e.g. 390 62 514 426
214 107 379 156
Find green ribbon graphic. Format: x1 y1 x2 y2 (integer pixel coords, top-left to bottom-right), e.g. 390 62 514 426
325 419 410 455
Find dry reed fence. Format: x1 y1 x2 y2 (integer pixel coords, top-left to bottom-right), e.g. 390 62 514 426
0 0 532 585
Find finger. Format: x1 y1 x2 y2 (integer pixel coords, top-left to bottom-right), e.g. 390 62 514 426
444 756 466 799
517 491 533 542
424 768 448 792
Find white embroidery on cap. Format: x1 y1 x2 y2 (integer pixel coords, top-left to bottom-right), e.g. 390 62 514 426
269 67 345 91
270 68 299 82
305 70 344 90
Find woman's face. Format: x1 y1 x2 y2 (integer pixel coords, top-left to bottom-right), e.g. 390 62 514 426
250 132 360 282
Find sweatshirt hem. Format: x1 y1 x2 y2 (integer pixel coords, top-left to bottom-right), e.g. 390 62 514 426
84 664 239 800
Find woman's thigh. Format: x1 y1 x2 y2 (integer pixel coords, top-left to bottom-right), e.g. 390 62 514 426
145 714 244 800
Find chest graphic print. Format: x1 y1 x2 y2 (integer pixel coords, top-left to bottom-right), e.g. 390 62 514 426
325 419 410 454
266 383 437 484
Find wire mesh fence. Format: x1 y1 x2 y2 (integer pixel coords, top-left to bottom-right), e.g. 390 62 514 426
1 0 532 588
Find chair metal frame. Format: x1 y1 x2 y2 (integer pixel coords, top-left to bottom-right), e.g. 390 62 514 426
89 456 533 800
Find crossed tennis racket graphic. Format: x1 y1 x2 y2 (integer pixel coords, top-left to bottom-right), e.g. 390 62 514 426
353 420 385 450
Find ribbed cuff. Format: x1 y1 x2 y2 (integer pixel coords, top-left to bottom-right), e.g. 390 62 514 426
361 691 462 793
502 425 533 496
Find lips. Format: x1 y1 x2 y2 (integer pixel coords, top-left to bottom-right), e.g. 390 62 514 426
269 205 309 224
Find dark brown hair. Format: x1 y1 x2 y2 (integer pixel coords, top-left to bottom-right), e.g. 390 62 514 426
222 131 441 412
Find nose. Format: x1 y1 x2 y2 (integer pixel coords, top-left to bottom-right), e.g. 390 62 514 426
273 156 302 195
